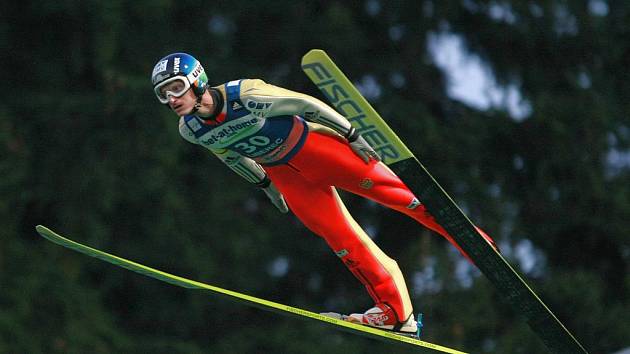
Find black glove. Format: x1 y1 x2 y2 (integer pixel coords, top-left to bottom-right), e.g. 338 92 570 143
256 177 289 213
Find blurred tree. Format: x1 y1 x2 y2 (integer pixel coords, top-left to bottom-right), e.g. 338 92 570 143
1 0 627 353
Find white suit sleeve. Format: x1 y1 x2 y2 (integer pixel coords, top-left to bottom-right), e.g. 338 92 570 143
211 149 268 185
239 80 353 135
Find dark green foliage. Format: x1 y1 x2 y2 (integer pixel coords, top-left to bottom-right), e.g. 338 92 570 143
1 1 627 353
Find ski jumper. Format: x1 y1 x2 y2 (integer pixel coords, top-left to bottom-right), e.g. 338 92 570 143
178 79 476 324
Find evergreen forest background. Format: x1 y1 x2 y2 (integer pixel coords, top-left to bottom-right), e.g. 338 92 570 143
1 1 628 353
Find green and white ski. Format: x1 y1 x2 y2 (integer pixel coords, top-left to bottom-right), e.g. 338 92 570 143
36 225 465 353
301 49 588 354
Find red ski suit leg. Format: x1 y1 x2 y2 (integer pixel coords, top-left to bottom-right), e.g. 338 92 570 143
265 132 479 322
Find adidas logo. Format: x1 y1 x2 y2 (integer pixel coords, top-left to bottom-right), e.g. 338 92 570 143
232 101 243 110
407 198 421 209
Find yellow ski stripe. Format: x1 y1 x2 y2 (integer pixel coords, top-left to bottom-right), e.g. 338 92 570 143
36 225 466 353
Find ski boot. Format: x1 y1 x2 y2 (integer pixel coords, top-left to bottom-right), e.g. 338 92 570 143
346 303 418 335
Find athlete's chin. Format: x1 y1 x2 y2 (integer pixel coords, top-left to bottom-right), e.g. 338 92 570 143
172 105 190 116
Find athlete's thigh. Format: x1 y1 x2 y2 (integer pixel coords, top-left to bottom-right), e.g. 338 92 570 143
265 164 344 237
288 132 415 209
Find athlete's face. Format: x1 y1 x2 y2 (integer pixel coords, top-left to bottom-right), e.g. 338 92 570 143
160 80 196 116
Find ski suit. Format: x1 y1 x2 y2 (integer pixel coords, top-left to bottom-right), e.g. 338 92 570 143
178 79 470 323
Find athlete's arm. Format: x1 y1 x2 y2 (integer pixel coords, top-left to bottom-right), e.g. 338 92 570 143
238 80 380 162
238 79 353 135
213 149 288 213
211 148 267 184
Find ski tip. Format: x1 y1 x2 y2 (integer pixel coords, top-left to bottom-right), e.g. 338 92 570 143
301 49 327 63
35 225 57 239
304 48 324 55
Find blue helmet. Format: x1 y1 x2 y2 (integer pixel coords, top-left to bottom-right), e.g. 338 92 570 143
151 52 209 103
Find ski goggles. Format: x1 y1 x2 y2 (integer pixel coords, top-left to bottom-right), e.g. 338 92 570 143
154 76 191 104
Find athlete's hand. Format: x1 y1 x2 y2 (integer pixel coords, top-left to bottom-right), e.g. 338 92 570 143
261 180 289 213
345 127 381 163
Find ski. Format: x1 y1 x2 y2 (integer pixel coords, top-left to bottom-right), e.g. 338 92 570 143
301 49 589 354
36 225 465 353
